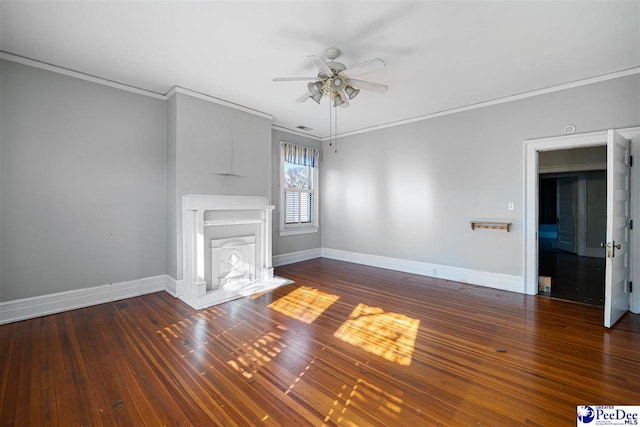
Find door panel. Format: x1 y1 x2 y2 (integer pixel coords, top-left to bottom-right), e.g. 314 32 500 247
604 130 631 328
557 177 577 253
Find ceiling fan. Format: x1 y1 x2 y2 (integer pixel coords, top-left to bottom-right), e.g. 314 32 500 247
273 48 388 108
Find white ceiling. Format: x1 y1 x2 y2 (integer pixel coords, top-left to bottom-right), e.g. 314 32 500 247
1 1 639 139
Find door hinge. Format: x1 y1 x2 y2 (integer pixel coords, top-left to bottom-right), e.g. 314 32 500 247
630 155 633 167
630 281 633 293
631 219 634 230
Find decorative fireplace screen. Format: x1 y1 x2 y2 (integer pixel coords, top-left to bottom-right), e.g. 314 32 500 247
210 236 256 289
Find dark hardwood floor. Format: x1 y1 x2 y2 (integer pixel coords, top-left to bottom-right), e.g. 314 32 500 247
1 258 639 426
538 247 606 306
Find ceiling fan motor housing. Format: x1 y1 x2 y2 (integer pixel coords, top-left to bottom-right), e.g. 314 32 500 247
326 61 346 73
325 47 341 60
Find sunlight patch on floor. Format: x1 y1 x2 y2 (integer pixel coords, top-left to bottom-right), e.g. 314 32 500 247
268 286 340 323
334 303 420 366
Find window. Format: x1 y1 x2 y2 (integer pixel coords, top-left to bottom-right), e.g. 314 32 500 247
284 162 313 224
280 142 319 236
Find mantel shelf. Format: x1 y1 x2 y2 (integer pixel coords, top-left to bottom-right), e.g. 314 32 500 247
470 221 511 232
204 219 263 227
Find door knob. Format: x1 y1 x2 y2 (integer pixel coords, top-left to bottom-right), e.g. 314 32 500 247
602 241 622 257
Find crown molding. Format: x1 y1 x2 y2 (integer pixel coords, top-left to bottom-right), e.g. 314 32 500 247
166 86 273 120
321 66 640 141
0 51 166 100
271 124 323 141
1 51 274 119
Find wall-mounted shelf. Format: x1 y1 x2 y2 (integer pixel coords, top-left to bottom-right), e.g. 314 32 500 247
470 221 511 232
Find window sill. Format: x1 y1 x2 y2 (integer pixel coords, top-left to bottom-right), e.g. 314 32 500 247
279 226 319 237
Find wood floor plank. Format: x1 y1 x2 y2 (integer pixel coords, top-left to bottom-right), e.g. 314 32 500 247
1 258 639 426
0 322 21 425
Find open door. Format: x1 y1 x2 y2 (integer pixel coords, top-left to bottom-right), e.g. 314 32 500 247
557 177 577 253
604 130 631 328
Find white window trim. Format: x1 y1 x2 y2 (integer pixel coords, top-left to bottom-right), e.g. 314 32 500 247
279 142 320 236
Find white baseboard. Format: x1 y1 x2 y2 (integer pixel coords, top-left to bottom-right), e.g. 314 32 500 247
164 276 180 297
273 248 322 267
0 275 171 325
320 248 524 293
0 248 524 324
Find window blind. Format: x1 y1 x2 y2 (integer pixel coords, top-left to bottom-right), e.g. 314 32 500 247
285 191 312 224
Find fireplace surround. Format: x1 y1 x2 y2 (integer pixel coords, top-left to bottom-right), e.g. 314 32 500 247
179 195 287 309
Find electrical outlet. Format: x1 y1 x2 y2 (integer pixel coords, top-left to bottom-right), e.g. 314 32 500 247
507 202 515 211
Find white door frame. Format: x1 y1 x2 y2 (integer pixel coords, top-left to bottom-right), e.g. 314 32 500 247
523 127 640 315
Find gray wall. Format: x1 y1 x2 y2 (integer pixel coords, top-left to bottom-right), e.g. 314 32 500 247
271 129 322 256
0 62 4 299
321 75 639 277
0 61 3 301
167 92 272 280
0 60 166 301
166 95 178 279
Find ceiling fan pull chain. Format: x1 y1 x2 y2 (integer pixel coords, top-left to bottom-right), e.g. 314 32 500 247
329 97 332 148
334 105 338 154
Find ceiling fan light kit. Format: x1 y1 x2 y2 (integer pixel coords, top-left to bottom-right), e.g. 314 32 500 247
332 94 345 108
345 86 360 100
273 47 389 150
308 81 323 94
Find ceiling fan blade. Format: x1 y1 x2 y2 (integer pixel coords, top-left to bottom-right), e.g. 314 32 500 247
296 92 311 103
343 58 385 76
273 77 318 82
348 78 389 93
307 55 333 76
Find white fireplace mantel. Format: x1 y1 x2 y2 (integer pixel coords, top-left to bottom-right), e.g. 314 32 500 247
179 195 275 308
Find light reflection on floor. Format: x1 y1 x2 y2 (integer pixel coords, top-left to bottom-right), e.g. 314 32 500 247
154 306 234 363
227 330 287 380
284 355 317 396
268 286 340 324
323 377 404 424
155 306 227 345
334 303 420 366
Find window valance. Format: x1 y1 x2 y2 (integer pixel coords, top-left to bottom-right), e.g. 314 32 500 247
282 142 320 168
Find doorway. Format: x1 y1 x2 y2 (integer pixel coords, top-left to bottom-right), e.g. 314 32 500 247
524 128 639 328
537 166 607 306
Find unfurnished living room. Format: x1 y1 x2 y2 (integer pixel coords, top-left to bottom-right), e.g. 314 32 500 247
1 1 639 426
